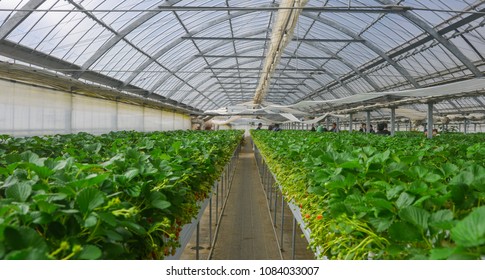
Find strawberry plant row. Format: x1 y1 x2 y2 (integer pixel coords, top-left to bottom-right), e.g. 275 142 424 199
0 130 243 259
251 130 485 259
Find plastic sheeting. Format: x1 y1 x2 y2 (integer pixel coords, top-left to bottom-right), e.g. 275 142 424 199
0 79 190 136
72 95 117 134
0 80 72 136
207 78 485 116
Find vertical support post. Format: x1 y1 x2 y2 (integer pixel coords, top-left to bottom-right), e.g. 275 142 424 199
292 218 297 260
142 106 145 132
215 182 219 224
274 187 278 226
366 111 371 133
336 118 340 131
115 98 120 131
221 174 224 203
391 107 396 136
326 117 330 130
349 113 353 132
67 93 73 134
209 194 212 248
269 181 273 211
280 195 285 249
464 118 468 134
196 222 200 260
427 103 434 139
263 160 267 188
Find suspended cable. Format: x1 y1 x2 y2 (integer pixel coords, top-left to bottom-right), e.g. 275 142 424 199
1 6 485 15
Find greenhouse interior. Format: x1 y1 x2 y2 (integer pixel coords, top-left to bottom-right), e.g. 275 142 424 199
0 0 484 260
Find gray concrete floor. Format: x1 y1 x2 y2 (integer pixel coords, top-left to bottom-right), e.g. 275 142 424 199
180 136 314 260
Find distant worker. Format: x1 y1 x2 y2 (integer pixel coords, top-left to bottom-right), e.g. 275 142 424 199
204 122 213 130
310 124 316 131
369 124 375 133
329 122 339 132
425 128 440 137
256 123 263 130
376 122 391 135
359 123 366 132
316 123 325 132
268 124 274 131
273 123 282 132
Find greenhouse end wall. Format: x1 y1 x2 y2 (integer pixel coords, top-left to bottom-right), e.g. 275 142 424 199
0 79 191 136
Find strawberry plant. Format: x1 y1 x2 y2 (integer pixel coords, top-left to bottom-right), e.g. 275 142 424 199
0 130 243 259
251 130 485 259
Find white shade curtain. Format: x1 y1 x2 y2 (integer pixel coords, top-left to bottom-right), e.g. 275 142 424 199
0 79 190 136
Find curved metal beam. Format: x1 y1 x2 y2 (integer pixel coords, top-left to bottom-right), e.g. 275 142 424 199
72 0 182 79
292 40 381 90
189 43 349 107
188 56 310 107
148 28 271 96
0 0 46 40
376 0 482 77
173 39 360 108
200 43 373 104
301 11 420 88
122 8 275 88
153 45 271 108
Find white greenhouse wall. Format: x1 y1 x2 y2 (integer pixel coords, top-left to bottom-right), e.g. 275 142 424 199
143 107 163 132
0 79 191 136
72 95 117 134
117 102 144 131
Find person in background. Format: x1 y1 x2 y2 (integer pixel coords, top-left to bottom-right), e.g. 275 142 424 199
376 122 391 135
369 124 375 133
256 123 263 130
316 122 325 132
425 128 440 137
359 123 366 132
273 123 282 132
329 122 339 132
268 124 274 131
310 124 316 131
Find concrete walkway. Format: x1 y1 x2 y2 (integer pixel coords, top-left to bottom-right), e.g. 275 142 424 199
210 137 282 260
180 136 314 260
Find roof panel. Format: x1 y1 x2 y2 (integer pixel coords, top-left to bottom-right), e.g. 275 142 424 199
404 0 470 26
67 27 112 65
7 0 65 45
126 13 182 56
0 0 27 26
0 0 483 115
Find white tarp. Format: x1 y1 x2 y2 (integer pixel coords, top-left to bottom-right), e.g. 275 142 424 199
210 116 242 125
207 78 485 116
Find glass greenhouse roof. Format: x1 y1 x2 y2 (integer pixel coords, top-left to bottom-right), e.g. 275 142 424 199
0 0 484 116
